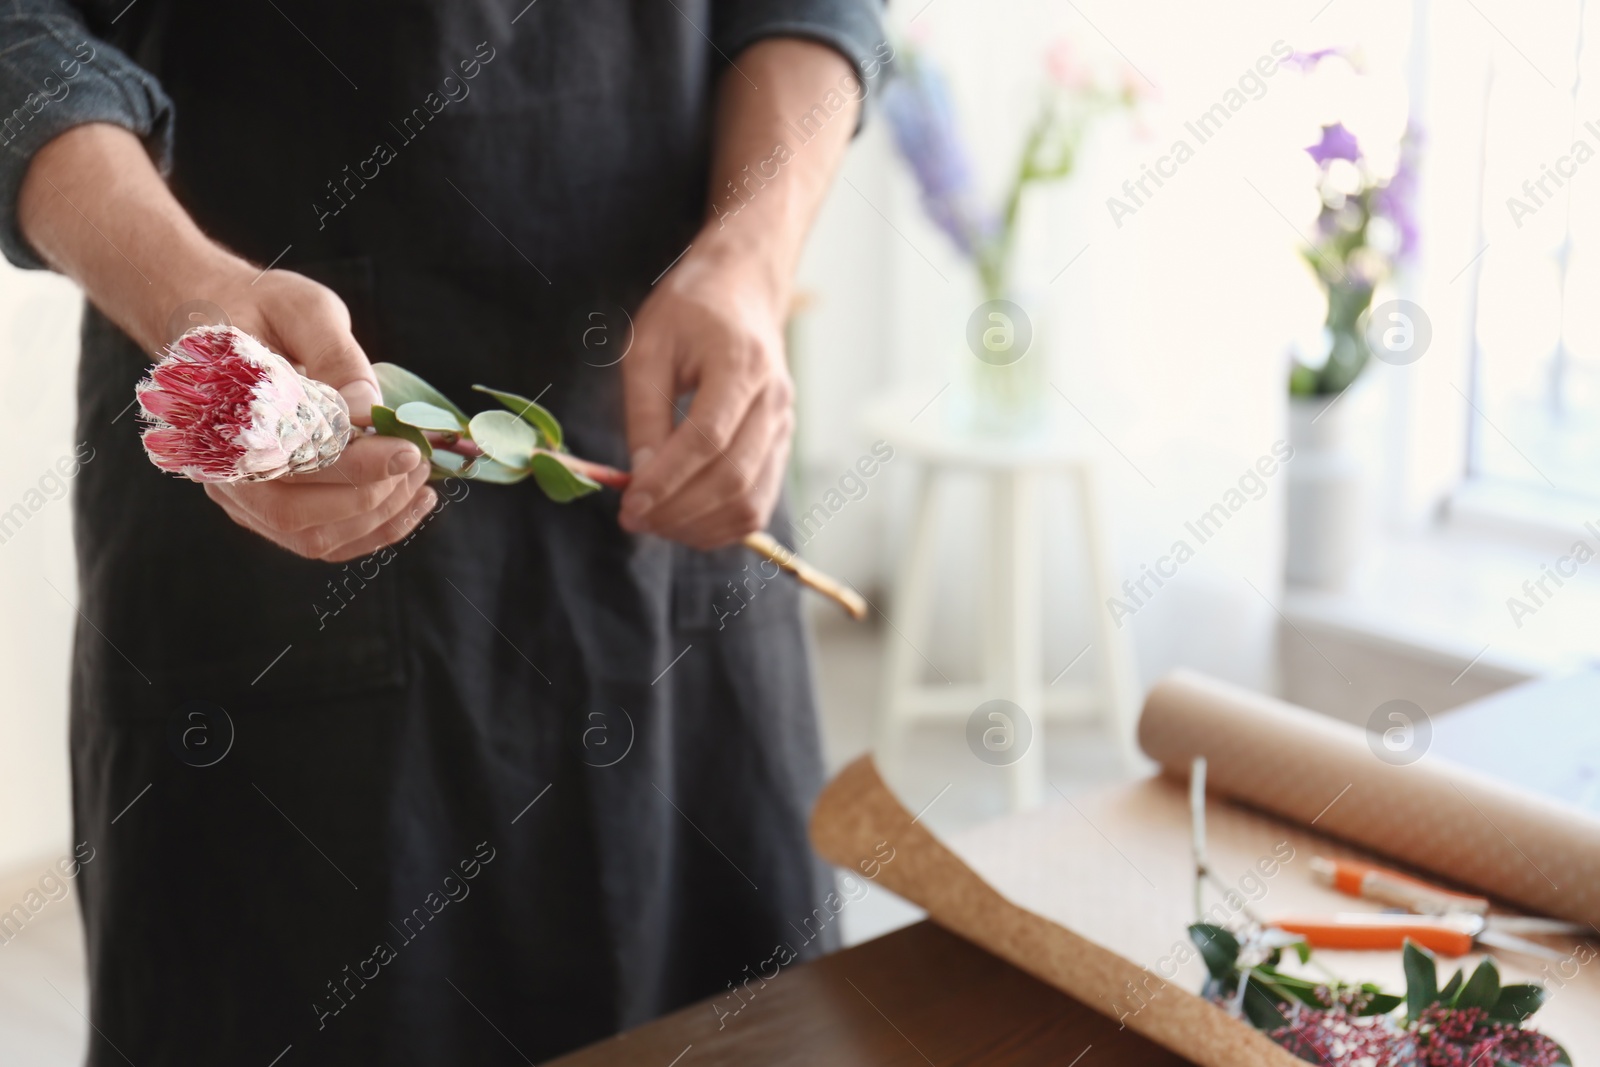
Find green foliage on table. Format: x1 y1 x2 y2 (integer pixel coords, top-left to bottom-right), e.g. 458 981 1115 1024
1187 926 1566 1065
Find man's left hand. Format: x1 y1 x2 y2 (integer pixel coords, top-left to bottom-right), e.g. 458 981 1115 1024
615 37 858 550
619 244 793 551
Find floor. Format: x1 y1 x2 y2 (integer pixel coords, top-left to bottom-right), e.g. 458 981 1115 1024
809 614 1137 945
0 614 1132 1064
0 892 89 1065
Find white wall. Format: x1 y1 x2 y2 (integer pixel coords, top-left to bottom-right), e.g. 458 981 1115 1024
0 260 83 872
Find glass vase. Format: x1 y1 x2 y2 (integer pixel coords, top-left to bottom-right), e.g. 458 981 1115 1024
950 287 1049 438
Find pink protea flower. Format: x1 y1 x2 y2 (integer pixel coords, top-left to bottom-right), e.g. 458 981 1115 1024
138 325 352 483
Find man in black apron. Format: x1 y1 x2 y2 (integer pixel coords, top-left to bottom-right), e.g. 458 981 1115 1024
1 1 885 1062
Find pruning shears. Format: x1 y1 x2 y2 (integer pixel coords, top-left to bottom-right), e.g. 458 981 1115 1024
1270 857 1586 960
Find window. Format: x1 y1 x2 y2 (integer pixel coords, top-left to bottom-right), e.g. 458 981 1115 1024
1468 0 1600 502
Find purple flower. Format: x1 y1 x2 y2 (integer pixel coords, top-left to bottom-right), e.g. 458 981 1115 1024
1373 124 1422 260
881 57 996 259
1307 122 1361 164
1286 48 1344 71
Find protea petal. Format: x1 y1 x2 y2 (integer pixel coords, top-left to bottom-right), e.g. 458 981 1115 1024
136 324 353 483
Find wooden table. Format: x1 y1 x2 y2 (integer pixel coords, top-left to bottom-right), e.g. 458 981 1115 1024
549 921 1192 1066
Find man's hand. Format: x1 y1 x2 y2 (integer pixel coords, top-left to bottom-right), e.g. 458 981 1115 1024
198 268 434 562
619 247 792 550
617 38 860 549
18 123 433 562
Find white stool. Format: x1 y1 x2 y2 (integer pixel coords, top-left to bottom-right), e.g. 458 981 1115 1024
866 391 1141 810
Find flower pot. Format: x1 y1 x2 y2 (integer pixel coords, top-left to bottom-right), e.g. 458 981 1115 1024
1285 394 1363 589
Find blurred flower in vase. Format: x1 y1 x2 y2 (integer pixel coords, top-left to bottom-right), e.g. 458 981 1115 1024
1282 51 1419 589
881 39 1142 431
1288 51 1420 398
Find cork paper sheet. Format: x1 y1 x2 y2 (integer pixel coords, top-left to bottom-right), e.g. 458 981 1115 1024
809 671 1600 1067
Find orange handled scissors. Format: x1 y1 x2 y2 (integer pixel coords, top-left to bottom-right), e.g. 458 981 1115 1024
1270 911 1580 959
1270 857 1585 960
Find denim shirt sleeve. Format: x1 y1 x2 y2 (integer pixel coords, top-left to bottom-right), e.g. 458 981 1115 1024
712 0 892 121
0 0 173 269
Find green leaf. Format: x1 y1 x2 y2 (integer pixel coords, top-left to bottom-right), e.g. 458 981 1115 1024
1251 965 1316 987
1439 968 1465 1007
395 401 465 433
1456 958 1501 1012
1362 993 1405 1016
468 410 539 469
427 450 468 481
1403 940 1439 1021
462 456 531 484
1250 966 1331 1010
529 452 602 503
1274 981 1328 1010
370 404 432 459
1293 939 1312 965
1240 975 1292 1031
472 385 563 450
373 363 468 423
1488 983 1547 1023
1188 924 1240 982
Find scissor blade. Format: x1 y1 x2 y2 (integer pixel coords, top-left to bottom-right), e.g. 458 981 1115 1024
1489 916 1589 936
1475 928 1567 962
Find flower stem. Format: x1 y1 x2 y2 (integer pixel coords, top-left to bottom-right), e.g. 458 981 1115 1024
423 436 863 618
427 434 485 459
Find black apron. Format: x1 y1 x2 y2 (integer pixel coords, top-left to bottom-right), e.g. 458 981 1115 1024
68 2 834 1063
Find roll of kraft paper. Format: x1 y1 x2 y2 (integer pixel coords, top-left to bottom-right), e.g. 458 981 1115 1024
1138 670 1600 924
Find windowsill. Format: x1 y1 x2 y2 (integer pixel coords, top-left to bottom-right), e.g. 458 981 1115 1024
1281 522 1600 681
1445 478 1600 552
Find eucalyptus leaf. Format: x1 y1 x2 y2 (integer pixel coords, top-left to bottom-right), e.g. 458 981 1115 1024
373 363 468 422
1488 982 1547 1023
1188 924 1240 983
1403 940 1438 1021
463 456 532 484
468 411 539 469
428 450 468 477
529 452 602 503
370 404 432 460
472 385 564 449
395 401 466 433
1455 957 1500 1012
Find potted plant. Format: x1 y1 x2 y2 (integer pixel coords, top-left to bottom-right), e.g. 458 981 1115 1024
1284 50 1418 587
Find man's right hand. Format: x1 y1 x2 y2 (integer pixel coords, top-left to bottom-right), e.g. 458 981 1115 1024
198 268 436 562
18 123 435 562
